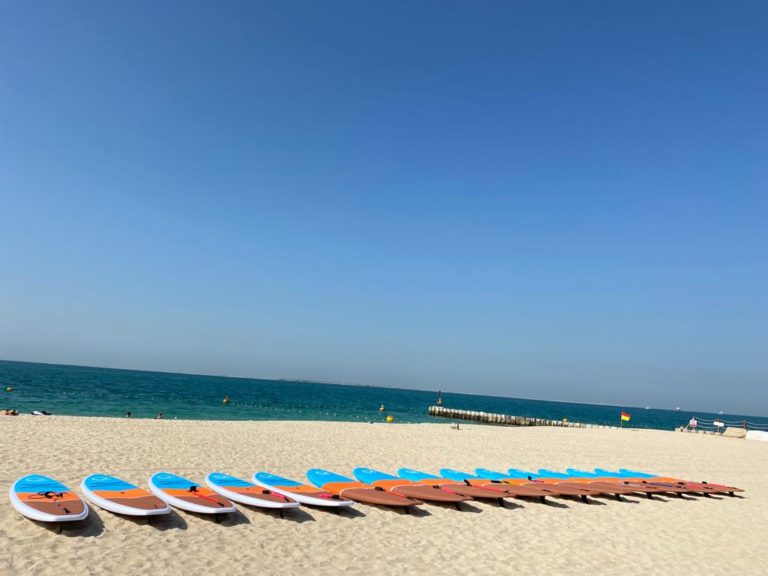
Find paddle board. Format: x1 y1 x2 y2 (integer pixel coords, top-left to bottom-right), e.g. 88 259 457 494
205 473 299 509
353 468 468 503
307 469 420 507
531 469 636 496
148 472 236 514
535 469 638 496
442 468 559 500
252 472 354 507
617 468 743 494
563 468 674 495
397 468 506 500
500 468 600 498
523 468 612 494
81 474 170 516
10 475 89 523
596 469 725 494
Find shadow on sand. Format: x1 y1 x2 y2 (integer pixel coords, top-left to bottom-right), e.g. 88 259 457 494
541 499 569 509
307 505 366 519
243 504 317 524
185 508 251 527
123 509 190 531
37 508 105 537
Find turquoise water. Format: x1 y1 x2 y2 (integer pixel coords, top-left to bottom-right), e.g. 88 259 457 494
1 360 765 431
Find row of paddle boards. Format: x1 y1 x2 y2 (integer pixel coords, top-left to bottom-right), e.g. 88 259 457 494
10 467 744 525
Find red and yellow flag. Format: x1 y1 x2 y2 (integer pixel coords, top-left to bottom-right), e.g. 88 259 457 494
620 411 631 422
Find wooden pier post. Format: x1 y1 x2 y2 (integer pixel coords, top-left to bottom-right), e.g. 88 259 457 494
426 406 605 429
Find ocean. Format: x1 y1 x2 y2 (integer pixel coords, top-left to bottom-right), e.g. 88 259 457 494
1 360 765 431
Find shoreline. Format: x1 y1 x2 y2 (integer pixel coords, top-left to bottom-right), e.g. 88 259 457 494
3 412 762 437
0 412 685 432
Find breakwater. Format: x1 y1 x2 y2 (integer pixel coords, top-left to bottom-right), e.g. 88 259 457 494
428 405 617 428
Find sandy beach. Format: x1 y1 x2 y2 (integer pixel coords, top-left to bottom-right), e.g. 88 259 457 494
1 416 766 575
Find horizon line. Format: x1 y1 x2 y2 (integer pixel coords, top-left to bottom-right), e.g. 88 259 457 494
0 357 762 419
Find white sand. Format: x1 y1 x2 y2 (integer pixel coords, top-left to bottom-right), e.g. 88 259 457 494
1 417 766 575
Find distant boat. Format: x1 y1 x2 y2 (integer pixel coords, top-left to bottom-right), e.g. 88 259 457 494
718 410 724 415
675 406 681 411
645 406 650 410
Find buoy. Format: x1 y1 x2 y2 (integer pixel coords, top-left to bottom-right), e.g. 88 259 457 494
386 415 394 423
379 404 385 412
5 386 13 392
223 396 230 404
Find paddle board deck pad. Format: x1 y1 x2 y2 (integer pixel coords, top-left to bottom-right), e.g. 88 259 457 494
562 481 637 495
148 472 236 514
397 469 506 500
307 469 421 507
353 468 468 503
523 479 606 496
10 475 89 523
206 473 299 509
252 472 354 507
81 474 170 516
494 482 569 498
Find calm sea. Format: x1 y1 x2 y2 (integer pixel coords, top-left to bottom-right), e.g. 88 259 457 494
1 360 765 431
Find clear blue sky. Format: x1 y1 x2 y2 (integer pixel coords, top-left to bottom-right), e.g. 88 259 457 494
1 1 766 413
